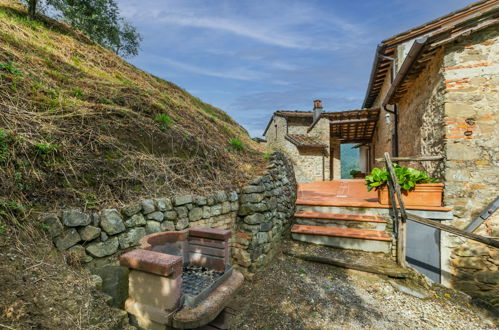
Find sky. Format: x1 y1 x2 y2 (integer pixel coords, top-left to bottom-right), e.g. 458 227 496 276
116 0 474 137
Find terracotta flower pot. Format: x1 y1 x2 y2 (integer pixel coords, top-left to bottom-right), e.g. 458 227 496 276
378 183 444 207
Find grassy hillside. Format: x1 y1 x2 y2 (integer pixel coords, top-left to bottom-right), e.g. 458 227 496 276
0 0 265 220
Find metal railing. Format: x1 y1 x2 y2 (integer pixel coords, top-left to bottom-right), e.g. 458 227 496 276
381 152 499 267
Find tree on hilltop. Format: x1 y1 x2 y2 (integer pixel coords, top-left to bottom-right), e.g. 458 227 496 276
24 0 142 58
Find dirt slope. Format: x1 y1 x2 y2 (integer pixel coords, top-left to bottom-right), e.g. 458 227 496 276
0 2 266 328
0 0 265 221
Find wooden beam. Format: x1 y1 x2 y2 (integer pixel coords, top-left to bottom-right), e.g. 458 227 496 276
407 213 499 248
376 156 444 162
330 118 377 125
384 153 408 268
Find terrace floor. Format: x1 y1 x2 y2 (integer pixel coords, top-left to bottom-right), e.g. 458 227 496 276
297 179 452 212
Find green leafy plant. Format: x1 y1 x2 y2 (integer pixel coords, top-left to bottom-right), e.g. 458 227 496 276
228 138 244 151
262 152 271 159
350 169 362 177
365 165 437 192
155 113 172 130
0 61 22 75
35 142 59 155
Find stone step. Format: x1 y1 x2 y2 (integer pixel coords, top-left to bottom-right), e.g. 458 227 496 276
294 211 387 230
291 224 392 253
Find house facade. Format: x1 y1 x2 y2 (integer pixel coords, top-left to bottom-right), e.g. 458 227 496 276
263 101 378 183
265 0 498 305
362 0 498 301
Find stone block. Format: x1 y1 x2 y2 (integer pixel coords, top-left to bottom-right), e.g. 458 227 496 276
174 195 193 206
451 256 487 269
161 221 175 231
86 237 119 258
147 211 164 222
155 198 173 211
78 225 101 241
454 245 490 257
202 206 211 219
215 191 227 203
141 199 156 214
211 204 222 216
164 210 177 220
221 201 231 214
175 206 188 218
122 203 142 217
54 228 81 251
447 143 480 161
188 207 203 221
43 215 63 238
230 201 239 211
228 191 239 201
125 213 146 227
194 196 207 206
118 227 146 249
145 221 162 234
62 210 90 227
241 186 265 194
100 209 126 235
476 271 499 285
175 218 189 230
240 193 265 203
244 213 264 225
260 221 273 232
238 203 268 215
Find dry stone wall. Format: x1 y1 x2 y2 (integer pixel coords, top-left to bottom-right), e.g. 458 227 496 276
232 152 297 276
43 152 296 276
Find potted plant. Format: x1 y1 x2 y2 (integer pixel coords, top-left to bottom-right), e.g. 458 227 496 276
349 169 365 179
365 165 443 207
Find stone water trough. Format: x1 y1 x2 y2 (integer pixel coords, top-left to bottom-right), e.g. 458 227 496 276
119 227 243 329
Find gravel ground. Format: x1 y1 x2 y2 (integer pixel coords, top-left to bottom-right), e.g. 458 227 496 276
227 239 497 329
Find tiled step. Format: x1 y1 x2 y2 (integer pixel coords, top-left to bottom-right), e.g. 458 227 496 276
294 211 388 230
291 224 392 253
294 211 387 222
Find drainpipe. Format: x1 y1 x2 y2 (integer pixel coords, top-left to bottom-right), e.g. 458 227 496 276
384 104 399 157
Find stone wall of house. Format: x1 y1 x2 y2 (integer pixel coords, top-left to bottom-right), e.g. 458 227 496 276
396 48 446 179
265 115 329 183
439 26 499 307
43 152 296 278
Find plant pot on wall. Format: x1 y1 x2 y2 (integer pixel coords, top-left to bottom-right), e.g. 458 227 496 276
378 183 444 207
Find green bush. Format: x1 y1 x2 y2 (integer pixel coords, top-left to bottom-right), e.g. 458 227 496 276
155 113 172 130
229 138 244 151
350 169 362 177
35 142 59 155
262 152 271 159
365 165 437 192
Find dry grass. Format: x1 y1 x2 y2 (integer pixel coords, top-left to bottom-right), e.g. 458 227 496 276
0 0 266 223
0 225 129 329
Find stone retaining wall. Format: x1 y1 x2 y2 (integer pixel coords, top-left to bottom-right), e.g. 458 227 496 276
43 152 296 276
231 152 297 276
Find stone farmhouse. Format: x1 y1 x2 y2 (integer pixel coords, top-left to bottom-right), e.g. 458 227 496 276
264 0 498 304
